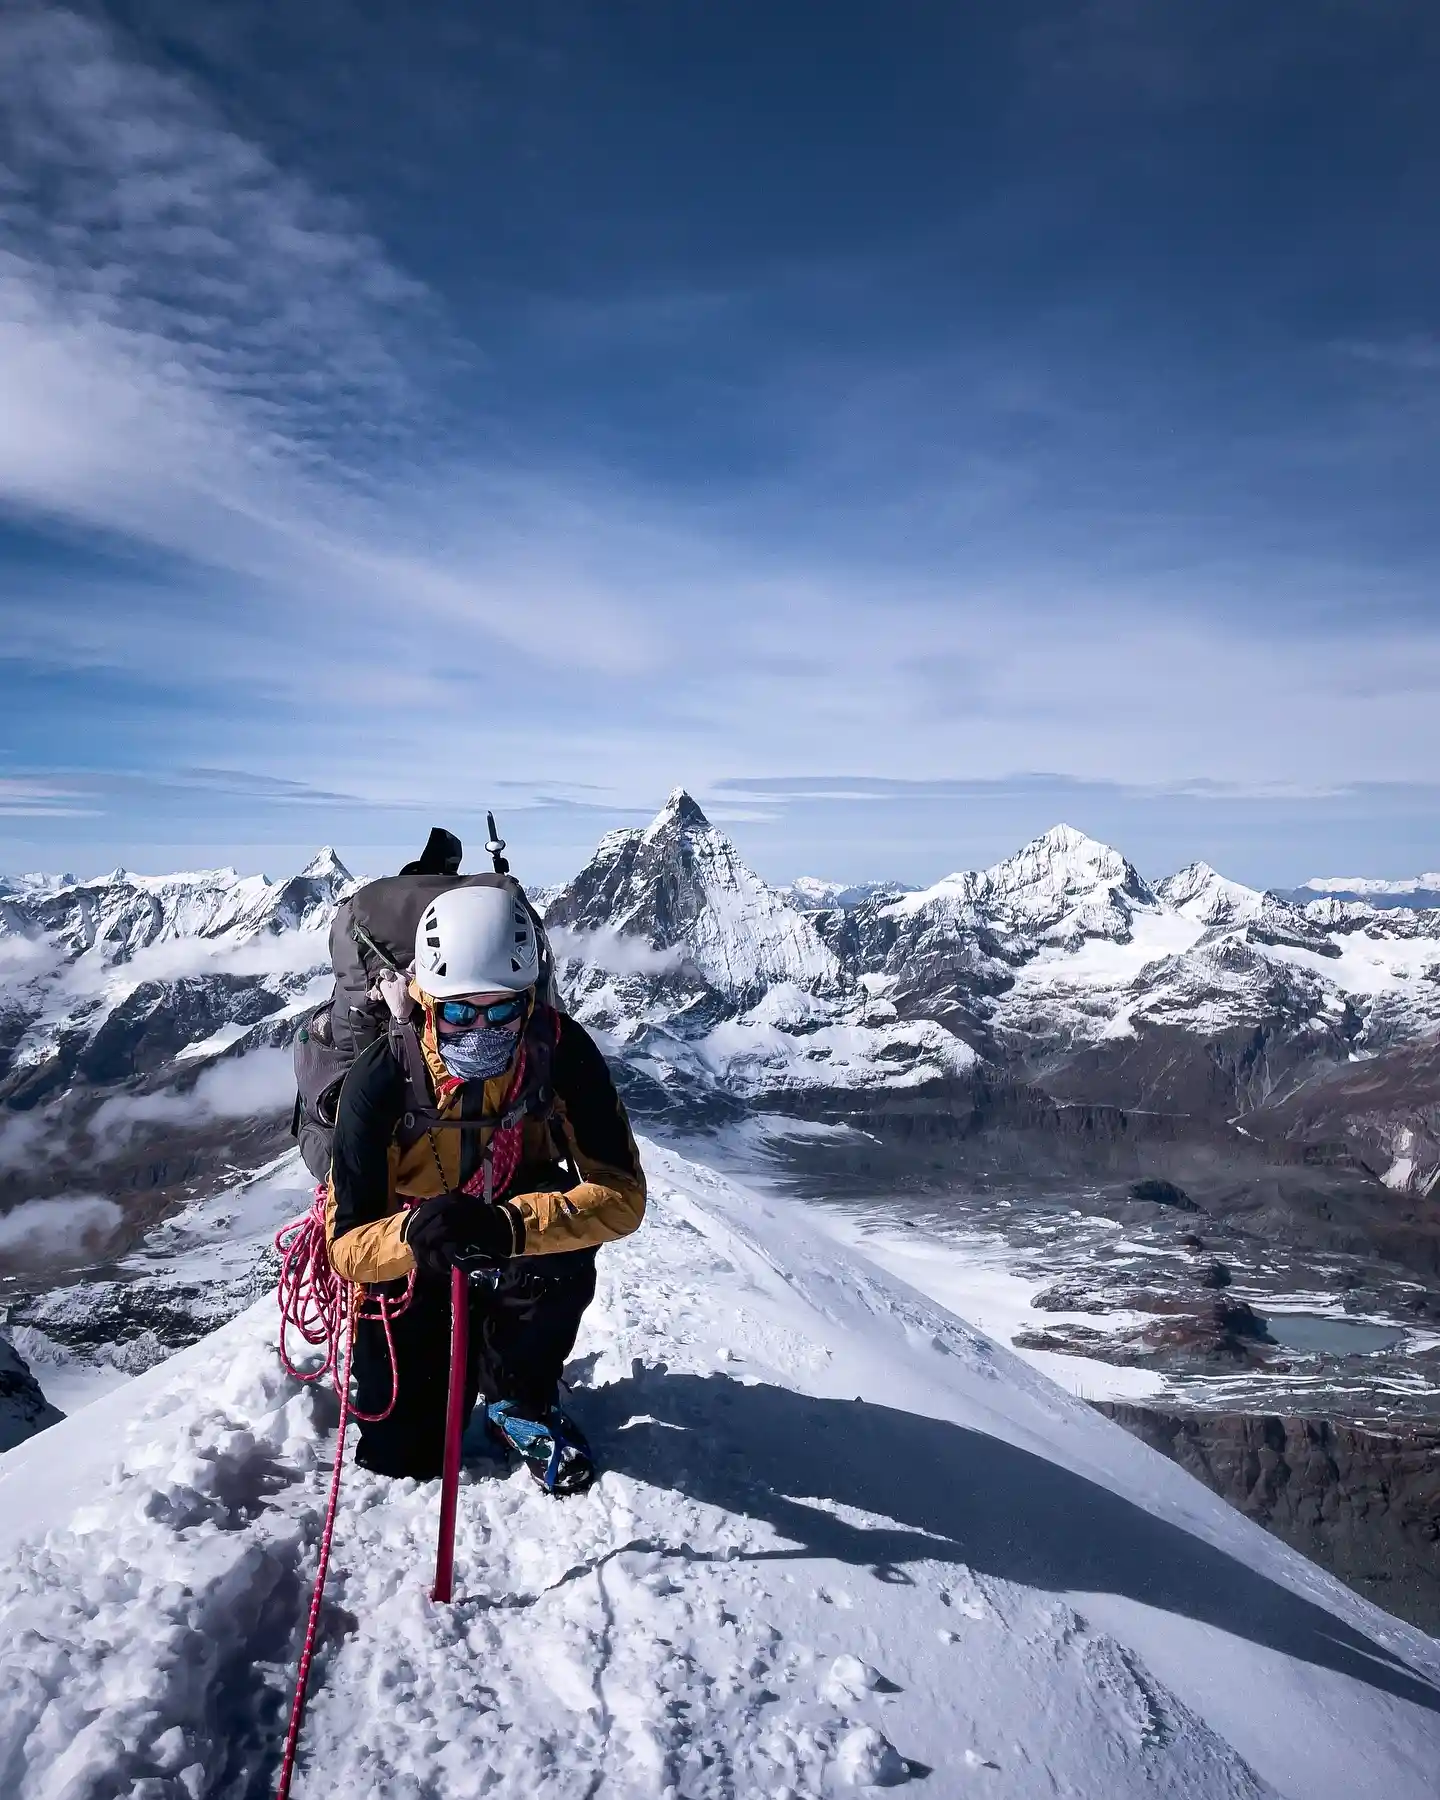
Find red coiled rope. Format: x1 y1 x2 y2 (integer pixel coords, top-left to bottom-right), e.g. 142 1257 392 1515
275 1186 415 1419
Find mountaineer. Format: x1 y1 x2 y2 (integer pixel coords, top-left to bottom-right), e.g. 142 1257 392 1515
321 880 645 1493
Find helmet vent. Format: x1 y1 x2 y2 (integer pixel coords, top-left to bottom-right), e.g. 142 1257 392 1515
511 956 522 972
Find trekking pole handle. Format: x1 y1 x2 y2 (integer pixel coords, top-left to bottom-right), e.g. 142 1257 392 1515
485 810 510 875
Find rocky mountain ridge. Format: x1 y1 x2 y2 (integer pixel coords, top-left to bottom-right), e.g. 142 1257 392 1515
3 792 1440 1265
5 797 1440 1615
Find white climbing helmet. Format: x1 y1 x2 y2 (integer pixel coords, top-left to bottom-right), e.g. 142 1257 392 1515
413 885 540 998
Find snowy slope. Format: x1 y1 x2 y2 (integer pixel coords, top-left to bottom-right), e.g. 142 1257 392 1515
1156 862 1268 928
2 1142 1437 1799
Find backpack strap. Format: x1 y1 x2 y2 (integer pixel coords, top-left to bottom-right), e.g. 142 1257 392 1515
388 1006 562 1151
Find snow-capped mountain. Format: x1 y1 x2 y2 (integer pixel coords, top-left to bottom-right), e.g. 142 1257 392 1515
543 790 974 1101
1158 861 1269 928
913 821 1157 942
1286 873 1440 909
784 876 918 911
0 848 355 1112
3 798 1440 1168
3 1141 1439 1799
5 793 1440 1308
547 789 844 998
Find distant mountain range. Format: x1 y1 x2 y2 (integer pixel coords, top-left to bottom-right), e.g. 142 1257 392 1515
2 789 1439 1282
1280 875 1440 910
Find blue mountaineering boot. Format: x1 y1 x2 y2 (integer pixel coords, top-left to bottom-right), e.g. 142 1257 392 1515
484 1399 596 1495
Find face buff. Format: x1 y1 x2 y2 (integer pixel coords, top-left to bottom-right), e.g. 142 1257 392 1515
438 1024 520 1083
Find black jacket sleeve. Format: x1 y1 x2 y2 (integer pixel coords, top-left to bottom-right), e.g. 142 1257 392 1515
325 1037 412 1282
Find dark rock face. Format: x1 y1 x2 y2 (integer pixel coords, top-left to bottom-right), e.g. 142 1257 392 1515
1244 1033 1440 1195
1037 1012 1362 1126
1130 1178 1198 1211
3 978 287 1105
75 977 283 1086
1094 1402 1440 1634
0 1333 63 1450
1018 1295 1276 1368
772 1075 1440 1282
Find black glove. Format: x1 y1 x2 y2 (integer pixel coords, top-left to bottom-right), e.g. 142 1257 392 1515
402 1192 523 1279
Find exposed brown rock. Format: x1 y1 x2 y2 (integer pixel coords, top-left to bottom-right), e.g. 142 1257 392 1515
1095 1402 1440 1634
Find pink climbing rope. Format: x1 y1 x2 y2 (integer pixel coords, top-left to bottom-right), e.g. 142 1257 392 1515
274 1300 355 1800
272 1191 415 1799
275 1186 415 1420
271 1035 531 1795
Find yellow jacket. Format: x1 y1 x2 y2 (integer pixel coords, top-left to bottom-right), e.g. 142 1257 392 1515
325 1006 645 1284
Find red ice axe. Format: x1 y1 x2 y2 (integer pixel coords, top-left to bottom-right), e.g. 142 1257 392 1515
431 1264 469 1602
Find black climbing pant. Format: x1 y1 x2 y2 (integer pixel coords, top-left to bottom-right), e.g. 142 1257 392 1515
352 1247 598 1479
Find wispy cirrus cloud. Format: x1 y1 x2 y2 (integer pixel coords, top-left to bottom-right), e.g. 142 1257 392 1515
0 4 428 490
3 3 1440 888
0 4 658 705
0 777 97 817
1335 336 1440 375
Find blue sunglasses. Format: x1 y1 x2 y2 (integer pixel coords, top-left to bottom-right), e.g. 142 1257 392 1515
436 995 528 1029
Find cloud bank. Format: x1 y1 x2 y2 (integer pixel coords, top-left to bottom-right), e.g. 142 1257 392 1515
0 1193 123 1266
549 925 689 977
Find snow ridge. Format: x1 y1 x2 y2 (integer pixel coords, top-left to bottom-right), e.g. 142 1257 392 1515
1 1142 1437 1799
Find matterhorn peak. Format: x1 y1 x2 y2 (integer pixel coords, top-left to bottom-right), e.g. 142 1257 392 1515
642 787 712 841
300 846 353 884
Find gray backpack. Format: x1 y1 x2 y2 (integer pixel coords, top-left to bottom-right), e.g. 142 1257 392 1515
290 824 560 1181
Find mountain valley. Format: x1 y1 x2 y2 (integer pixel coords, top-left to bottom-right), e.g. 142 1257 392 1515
3 790 1439 1626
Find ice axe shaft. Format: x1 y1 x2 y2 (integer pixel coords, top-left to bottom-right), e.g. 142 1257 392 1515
431 1264 469 1602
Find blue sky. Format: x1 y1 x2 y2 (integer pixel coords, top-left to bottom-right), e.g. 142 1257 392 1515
3 1 1440 889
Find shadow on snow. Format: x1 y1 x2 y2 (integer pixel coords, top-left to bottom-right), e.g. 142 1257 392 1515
580 1368 1440 1718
